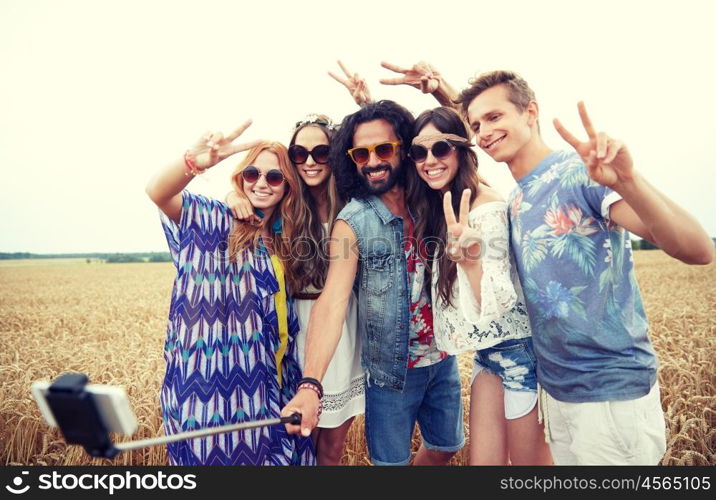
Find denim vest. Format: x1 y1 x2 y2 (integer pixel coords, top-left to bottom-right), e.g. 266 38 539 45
337 196 411 391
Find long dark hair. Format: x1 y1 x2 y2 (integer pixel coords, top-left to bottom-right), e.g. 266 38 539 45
409 107 485 308
287 115 344 291
330 100 420 202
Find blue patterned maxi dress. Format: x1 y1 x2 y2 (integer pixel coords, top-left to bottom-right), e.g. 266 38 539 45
159 191 314 465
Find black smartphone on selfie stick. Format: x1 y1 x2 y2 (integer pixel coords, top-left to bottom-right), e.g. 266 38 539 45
31 373 300 459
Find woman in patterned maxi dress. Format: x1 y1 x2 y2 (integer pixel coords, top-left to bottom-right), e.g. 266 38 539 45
146 125 314 465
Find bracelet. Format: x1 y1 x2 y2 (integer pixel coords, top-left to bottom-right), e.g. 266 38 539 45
297 377 324 399
297 383 323 418
184 150 206 177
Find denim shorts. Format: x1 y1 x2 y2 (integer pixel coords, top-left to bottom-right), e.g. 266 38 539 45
471 337 538 419
365 356 465 466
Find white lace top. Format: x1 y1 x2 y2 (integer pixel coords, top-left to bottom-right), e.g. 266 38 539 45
432 201 532 354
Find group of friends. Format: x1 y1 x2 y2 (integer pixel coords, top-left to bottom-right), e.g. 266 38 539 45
145 61 714 466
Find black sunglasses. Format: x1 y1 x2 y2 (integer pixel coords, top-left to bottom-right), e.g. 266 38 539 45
409 140 456 163
288 144 330 165
241 166 285 187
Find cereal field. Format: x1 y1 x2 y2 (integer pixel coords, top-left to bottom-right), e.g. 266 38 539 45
1 252 713 465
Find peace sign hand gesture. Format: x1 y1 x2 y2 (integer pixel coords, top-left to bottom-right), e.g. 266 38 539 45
328 60 372 107
379 60 441 94
444 189 482 266
553 102 634 189
186 120 261 171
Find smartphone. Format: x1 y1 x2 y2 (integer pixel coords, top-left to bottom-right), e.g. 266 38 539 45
31 381 138 436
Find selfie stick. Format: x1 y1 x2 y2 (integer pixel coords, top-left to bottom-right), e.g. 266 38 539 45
43 373 301 459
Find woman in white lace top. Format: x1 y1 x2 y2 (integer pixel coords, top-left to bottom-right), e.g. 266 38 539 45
409 107 551 465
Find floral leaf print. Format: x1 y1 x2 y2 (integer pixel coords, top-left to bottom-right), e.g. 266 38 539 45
525 176 545 197
509 189 524 242
534 281 574 320
510 187 525 217
598 232 626 292
521 227 550 272
558 156 590 189
522 277 540 301
568 285 588 321
544 205 599 237
510 189 524 218
521 277 546 330
598 266 613 292
544 205 600 275
599 291 625 336
551 231 597 276
609 230 624 271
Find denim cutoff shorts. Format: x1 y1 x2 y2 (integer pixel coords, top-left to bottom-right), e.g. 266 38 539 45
471 337 538 419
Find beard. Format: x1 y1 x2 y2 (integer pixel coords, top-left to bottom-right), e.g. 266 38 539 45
358 162 404 196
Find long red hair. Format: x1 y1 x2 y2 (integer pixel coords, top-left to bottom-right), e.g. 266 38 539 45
228 141 306 294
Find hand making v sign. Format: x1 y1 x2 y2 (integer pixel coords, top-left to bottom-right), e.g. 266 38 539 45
553 102 633 190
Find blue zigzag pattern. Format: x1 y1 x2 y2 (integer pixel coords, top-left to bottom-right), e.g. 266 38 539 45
170 364 271 402
159 191 314 466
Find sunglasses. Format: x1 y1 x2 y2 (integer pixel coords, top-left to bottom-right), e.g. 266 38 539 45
346 141 402 166
409 140 456 163
241 166 285 187
288 144 330 165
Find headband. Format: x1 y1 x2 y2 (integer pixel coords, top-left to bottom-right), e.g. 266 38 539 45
411 133 473 147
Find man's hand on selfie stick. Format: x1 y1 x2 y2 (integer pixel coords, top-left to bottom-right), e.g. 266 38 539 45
282 388 320 437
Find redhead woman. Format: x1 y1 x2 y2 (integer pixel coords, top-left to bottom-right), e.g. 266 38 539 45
145 122 314 465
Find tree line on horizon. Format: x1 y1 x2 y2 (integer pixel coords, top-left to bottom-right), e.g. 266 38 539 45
0 252 172 263
2 239 715 262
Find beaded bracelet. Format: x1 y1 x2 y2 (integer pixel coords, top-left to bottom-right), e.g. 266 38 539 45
297 377 324 399
297 383 323 417
184 150 206 177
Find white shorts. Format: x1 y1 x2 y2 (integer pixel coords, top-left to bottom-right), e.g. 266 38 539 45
541 382 667 465
471 364 538 420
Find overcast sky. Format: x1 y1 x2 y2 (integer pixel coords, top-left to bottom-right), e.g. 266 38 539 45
1 0 714 253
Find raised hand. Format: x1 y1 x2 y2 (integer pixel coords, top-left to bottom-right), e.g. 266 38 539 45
328 60 372 107
553 102 633 189
380 60 440 94
443 189 482 265
186 120 261 171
